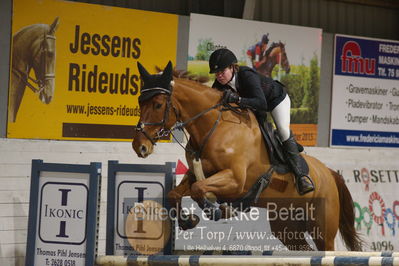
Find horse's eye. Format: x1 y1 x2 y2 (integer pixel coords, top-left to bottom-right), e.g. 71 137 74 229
155 103 162 109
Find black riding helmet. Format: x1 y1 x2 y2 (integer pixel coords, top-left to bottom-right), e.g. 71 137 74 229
209 48 237 74
261 33 269 44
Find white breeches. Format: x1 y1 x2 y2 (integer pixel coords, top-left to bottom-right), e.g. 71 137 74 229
271 94 291 142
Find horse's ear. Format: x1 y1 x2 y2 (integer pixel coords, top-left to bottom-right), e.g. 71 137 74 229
137 62 151 80
162 61 173 80
49 17 60 35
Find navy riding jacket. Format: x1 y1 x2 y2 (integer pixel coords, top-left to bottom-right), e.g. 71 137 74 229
212 66 287 123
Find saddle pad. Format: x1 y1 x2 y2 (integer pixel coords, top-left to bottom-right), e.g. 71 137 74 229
269 178 288 192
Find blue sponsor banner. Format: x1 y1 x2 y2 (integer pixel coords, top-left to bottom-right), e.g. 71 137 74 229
335 36 399 80
331 129 399 148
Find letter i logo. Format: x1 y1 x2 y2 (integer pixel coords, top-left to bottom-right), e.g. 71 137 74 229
56 189 71 238
134 187 147 234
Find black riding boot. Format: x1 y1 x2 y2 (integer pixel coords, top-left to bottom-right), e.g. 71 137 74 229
283 134 314 195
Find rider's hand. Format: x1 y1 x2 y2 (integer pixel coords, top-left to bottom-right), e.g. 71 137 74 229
223 90 240 104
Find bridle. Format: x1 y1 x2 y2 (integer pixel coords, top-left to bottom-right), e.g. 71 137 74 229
135 86 176 146
135 83 226 159
12 31 56 94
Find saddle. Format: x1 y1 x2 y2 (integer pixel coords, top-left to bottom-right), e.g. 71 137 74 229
259 122 309 175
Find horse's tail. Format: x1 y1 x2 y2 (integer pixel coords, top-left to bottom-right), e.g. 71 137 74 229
330 169 363 251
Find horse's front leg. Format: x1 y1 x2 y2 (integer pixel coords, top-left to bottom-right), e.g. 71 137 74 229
167 171 200 230
190 168 245 219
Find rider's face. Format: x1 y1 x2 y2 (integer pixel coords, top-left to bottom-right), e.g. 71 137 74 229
261 43 267 51
215 66 233 85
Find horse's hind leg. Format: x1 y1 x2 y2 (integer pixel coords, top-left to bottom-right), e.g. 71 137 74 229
269 220 314 251
307 215 337 251
305 198 338 251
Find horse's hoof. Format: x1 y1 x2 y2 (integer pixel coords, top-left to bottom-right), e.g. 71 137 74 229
220 204 237 219
178 214 200 230
213 208 222 221
203 198 222 221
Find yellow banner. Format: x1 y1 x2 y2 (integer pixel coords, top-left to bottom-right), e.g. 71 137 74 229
8 0 178 141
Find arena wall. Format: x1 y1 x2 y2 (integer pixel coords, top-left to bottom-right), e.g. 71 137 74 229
1 138 399 265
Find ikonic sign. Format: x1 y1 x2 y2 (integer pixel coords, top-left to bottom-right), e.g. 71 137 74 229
39 183 88 245
26 160 101 266
106 161 174 256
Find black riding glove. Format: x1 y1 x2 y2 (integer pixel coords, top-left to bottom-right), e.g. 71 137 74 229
223 90 240 104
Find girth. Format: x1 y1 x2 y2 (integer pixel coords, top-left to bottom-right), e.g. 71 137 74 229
228 166 275 212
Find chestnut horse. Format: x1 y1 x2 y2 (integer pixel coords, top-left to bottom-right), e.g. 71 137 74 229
9 17 59 123
132 62 362 251
256 41 290 78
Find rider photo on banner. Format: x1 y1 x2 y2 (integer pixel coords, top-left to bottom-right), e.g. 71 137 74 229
330 34 399 148
7 0 178 141
187 13 322 146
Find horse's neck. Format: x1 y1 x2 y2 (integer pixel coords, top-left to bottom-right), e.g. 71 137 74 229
9 25 44 122
9 47 29 122
13 25 45 70
270 47 281 59
173 79 221 143
13 37 30 73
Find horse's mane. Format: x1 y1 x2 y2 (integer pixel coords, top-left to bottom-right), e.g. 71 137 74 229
154 66 221 101
271 41 284 47
172 69 210 84
14 24 48 40
172 69 219 97
13 24 48 63
155 66 210 84
154 65 218 98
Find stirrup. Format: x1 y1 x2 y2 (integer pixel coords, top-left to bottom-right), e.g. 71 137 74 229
294 174 315 196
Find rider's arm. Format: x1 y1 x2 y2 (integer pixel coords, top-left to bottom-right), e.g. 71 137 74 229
238 70 267 112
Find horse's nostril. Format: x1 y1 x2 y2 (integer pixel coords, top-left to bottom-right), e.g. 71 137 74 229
140 145 148 155
43 95 51 104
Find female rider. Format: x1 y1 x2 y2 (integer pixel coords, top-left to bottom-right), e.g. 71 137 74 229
209 48 314 195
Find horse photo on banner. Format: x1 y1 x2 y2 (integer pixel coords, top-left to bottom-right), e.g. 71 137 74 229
187 14 322 146
7 0 178 141
9 17 59 124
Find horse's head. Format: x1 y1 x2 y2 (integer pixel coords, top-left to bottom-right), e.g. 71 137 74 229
132 61 176 158
278 42 290 74
31 17 59 104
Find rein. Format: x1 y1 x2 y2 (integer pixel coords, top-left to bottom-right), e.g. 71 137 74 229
12 67 44 94
172 103 223 160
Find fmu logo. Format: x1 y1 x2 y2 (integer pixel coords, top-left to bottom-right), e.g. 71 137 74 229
340 41 376 75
